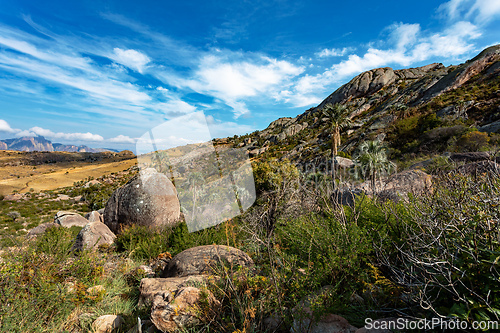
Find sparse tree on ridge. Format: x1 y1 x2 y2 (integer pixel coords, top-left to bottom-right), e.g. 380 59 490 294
321 103 351 179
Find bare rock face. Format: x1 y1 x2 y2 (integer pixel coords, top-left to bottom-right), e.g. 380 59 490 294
151 286 220 333
72 221 116 251
421 45 500 102
54 211 89 228
161 245 254 278
321 67 397 107
104 168 180 234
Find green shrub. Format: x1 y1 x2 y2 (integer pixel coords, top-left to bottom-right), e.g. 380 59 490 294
379 173 500 323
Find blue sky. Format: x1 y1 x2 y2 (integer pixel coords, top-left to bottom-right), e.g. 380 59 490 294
0 0 498 151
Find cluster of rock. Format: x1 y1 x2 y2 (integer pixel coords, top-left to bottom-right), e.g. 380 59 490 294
137 245 254 332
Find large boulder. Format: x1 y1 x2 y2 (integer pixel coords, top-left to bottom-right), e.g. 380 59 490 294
54 211 89 228
161 245 254 278
104 168 180 234
72 222 116 251
449 152 490 162
139 276 205 307
454 160 500 176
358 169 432 199
151 286 219 333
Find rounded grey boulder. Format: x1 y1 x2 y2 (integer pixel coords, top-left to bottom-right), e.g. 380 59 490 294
54 211 89 228
72 221 116 251
161 245 254 278
104 168 180 234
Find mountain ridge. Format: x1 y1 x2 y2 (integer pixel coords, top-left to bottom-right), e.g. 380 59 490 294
0 135 118 153
221 44 500 167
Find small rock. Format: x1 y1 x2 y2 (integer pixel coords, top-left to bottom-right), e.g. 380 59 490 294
86 285 106 296
84 180 102 188
27 222 61 238
92 315 124 333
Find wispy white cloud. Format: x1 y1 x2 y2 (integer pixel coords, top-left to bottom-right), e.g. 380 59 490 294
285 21 482 104
0 119 16 133
108 135 136 144
17 126 104 142
111 48 150 73
316 47 352 58
169 52 304 117
439 0 500 24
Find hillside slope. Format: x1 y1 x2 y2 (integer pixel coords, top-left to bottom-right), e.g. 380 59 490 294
222 44 500 167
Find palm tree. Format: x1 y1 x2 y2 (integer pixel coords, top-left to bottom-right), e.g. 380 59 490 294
321 103 351 179
355 140 395 195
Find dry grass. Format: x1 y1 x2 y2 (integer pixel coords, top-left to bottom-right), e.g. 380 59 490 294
0 151 137 195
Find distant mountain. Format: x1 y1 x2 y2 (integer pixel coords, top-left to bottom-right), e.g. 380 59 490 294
0 136 116 153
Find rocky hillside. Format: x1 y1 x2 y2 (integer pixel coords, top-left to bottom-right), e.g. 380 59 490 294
0 135 117 153
222 44 500 167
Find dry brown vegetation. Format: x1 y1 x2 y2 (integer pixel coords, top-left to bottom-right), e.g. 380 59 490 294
0 150 137 195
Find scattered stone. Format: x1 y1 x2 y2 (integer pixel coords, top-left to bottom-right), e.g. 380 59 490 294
26 222 61 238
92 315 125 333
54 211 89 228
161 245 254 278
72 222 116 251
84 180 102 188
104 168 181 234
56 194 71 201
3 193 25 201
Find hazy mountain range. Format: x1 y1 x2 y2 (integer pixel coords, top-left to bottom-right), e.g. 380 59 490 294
0 136 118 153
